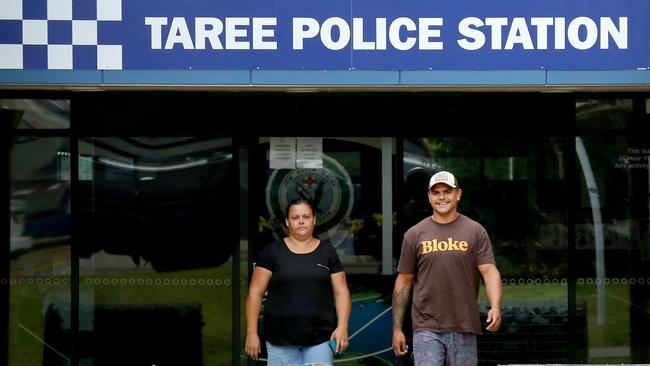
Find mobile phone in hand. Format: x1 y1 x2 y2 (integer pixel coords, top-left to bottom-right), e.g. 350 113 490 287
329 339 337 354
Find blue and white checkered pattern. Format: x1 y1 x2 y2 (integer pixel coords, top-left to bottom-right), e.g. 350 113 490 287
0 0 122 70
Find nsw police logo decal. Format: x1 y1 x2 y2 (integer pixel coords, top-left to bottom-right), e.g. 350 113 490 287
265 154 353 244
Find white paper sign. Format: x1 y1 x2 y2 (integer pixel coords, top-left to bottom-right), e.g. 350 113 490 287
297 137 323 168
270 137 296 169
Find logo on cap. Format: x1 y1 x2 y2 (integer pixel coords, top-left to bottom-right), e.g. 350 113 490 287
429 171 457 189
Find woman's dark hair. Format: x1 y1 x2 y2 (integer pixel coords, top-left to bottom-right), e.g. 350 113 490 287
284 198 315 219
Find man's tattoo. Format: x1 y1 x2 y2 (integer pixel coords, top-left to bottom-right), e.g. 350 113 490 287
392 282 413 330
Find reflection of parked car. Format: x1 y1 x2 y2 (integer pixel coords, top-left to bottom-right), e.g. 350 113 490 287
77 137 235 271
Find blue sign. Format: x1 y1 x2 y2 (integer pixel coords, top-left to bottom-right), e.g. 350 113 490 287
0 0 648 71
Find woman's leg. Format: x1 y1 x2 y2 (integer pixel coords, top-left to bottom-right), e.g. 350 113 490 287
301 340 334 366
266 342 303 366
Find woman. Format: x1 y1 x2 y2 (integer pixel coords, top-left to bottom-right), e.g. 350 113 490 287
245 198 351 366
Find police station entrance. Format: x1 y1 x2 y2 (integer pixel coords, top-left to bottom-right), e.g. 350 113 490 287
4 93 650 365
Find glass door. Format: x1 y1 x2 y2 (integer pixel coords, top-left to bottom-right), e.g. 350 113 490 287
249 137 397 365
9 136 71 366
75 137 236 365
575 99 650 364
6 99 72 366
403 137 570 365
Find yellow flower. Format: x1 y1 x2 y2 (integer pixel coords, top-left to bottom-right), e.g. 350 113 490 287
258 216 270 233
350 218 364 234
372 213 382 226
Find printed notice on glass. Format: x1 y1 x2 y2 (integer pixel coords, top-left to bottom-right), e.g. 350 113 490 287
615 147 650 169
79 156 94 181
297 137 323 168
270 137 296 169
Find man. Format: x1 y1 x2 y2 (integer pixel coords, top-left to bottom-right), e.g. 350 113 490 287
392 170 502 366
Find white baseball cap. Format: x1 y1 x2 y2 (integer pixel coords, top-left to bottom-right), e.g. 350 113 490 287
429 171 458 189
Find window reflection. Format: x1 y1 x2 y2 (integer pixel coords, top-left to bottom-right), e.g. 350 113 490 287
77 137 235 365
1 99 70 129
9 136 71 366
576 99 650 363
576 99 633 131
77 137 235 271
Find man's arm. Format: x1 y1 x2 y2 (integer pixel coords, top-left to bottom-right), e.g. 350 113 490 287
392 272 414 356
478 263 502 332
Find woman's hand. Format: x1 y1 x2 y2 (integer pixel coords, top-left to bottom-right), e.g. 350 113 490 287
330 271 351 353
245 333 261 360
330 326 349 353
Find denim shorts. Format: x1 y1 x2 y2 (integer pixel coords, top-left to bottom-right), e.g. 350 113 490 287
266 340 333 366
412 330 477 366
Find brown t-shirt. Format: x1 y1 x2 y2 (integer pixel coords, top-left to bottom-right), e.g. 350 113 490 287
397 214 495 335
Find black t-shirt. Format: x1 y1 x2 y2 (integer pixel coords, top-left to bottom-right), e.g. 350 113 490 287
256 239 343 346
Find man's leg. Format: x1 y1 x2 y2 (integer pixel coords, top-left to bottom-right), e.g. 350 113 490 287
446 333 477 366
412 331 446 366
